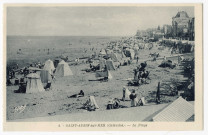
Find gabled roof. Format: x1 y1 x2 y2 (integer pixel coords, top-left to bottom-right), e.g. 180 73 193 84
152 97 194 122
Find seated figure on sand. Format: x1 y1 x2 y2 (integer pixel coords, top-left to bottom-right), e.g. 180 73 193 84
7 79 12 86
129 90 146 107
137 97 146 106
123 60 128 66
44 80 52 91
90 64 100 72
82 96 99 111
14 82 27 93
106 98 120 110
69 90 85 98
159 59 176 69
101 65 107 72
139 61 147 71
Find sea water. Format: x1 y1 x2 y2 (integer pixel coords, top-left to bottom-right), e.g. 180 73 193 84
7 36 122 67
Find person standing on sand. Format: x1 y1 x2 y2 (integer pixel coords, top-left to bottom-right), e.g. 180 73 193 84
122 86 129 101
136 56 139 63
133 69 138 80
129 90 138 107
156 82 161 104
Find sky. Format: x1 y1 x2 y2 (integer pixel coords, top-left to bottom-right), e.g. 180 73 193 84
6 6 194 36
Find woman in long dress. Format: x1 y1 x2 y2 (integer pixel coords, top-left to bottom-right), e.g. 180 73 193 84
129 90 138 107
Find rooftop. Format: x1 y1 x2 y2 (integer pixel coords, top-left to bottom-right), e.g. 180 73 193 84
174 11 190 18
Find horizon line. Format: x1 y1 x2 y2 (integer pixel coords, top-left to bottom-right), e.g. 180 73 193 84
7 35 134 37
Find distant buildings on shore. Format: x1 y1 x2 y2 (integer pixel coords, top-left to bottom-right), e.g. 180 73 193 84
135 11 195 41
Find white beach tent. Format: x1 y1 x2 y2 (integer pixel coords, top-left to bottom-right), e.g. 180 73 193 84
99 59 106 70
110 53 119 62
122 86 131 101
26 73 45 94
115 53 123 62
40 70 52 83
121 51 126 58
99 49 106 56
105 49 113 55
106 60 116 70
55 60 73 77
43 59 55 75
82 96 99 110
95 70 113 79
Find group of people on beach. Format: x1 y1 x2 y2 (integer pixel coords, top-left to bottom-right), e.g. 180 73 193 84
105 87 145 110
130 61 150 86
7 35 194 115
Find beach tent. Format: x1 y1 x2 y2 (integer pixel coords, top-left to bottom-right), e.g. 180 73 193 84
106 49 113 55
129 48 135 59
115 53 123 61
152 97 194 122
43 59 55 75
99 59 106 70
113 46 121 52
125 48 135 59
82 96 99 110
26 73 44 93
95 70 113 79
110 53 119 62
40 70 52 83
122 87 131 101
99 49 106 56
27 67 42 76
134 47 139 57
121 57 130 65
121 51 126 58
55 60 73 77
106 60 116 70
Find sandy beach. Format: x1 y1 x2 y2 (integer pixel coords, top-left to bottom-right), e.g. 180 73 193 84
6 37 193 121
